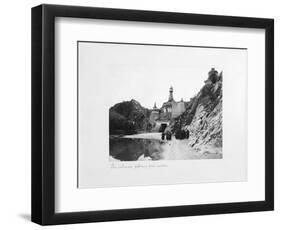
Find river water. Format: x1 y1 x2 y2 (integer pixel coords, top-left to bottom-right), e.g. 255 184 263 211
110 136 165 161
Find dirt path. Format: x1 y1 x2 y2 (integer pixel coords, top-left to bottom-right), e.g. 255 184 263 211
160 138 200 160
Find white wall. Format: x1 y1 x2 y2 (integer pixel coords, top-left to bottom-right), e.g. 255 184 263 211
0 0 279 228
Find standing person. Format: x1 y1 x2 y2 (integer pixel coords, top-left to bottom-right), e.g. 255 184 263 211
166 131 172 140
185 129 190 139
161 132 165 140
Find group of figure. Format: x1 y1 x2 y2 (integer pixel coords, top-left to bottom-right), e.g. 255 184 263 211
161 131 172 141
175 129 190 140
161 129 190 141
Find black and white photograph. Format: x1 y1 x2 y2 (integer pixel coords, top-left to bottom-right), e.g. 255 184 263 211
77 40 248 188
79 42 236 162
109 65 223 161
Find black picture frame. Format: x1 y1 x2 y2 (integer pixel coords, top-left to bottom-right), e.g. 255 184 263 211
31 4 274 225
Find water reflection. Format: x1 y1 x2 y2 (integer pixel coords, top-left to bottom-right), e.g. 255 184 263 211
110 137 165 161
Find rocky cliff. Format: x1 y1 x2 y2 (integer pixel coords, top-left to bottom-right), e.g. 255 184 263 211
170 70 222 152
109 99 152 135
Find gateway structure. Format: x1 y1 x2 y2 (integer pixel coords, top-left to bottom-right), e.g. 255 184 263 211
150 86 186 126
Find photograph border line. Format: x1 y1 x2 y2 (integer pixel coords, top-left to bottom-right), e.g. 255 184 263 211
77 40 247 50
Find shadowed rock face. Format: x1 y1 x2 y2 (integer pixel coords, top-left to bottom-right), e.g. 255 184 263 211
171 71 222 149
109 99 152 135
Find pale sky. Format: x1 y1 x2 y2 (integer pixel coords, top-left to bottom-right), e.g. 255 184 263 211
79 42 246 109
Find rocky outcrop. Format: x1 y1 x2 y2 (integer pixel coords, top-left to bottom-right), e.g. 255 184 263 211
109 99 152 135
170 70 222 151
